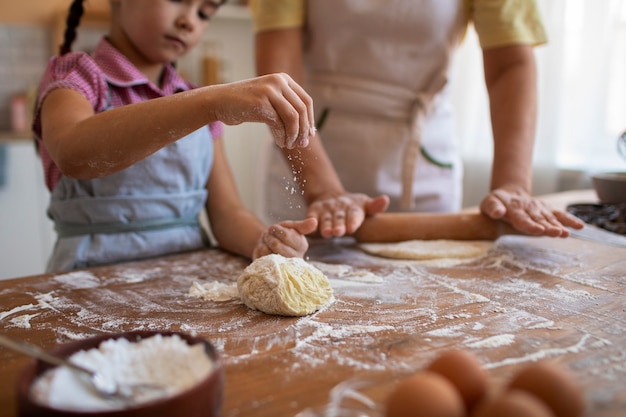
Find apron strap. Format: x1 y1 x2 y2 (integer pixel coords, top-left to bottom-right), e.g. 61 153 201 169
54 215 200 238
310 72 451 210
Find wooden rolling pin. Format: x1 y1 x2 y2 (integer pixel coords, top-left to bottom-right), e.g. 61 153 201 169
352 211 513 243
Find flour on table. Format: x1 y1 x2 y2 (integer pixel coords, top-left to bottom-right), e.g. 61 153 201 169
310 262 384 283
237 254 334 317
189 281 241 302
359 239 493 261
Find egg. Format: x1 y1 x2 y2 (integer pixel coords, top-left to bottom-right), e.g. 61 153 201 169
386 371 465 417
471 389 555 417
426 349 489 413
507 362 585 417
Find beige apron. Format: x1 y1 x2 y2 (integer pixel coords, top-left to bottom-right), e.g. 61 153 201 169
260 0 466 222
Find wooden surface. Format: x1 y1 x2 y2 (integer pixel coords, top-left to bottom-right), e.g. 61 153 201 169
1 191 625 417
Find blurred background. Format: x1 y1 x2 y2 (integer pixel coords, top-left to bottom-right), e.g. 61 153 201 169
0 0 624 279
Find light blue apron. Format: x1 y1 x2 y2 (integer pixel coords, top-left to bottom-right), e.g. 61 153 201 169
46 100 213 272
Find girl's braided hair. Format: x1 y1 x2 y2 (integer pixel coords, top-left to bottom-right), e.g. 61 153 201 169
59 0 85 55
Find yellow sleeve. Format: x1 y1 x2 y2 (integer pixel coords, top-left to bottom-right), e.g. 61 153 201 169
470 0 548 48
248 0 306 32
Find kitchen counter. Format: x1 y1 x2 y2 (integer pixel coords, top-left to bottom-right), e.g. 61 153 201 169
0 191 624 417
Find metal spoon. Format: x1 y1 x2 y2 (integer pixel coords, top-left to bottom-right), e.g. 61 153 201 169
0 334 163 402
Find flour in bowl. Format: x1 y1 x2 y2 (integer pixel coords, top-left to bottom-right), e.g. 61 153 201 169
30 334 214 411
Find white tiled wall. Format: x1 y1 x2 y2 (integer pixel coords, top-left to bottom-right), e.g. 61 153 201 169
0 23 108 131
0 25 50 131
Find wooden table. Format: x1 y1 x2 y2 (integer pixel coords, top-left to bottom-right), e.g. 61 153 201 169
1 191 625 417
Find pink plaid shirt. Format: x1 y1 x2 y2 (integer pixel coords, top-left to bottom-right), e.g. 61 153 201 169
33 38 223 191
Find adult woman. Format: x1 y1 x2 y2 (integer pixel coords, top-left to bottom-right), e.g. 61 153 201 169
251 0 583 237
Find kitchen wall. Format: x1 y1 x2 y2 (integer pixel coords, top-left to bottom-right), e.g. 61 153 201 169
0 25 49 132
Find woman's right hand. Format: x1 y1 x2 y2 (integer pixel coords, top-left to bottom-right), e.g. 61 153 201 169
211 73 316 149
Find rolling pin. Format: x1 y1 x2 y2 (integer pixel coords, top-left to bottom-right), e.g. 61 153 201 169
352 211 513 243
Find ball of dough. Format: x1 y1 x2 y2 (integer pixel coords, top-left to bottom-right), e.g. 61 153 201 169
237 254 334 316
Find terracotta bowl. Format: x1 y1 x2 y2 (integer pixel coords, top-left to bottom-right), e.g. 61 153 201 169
16 331 224 417
592 172 626 204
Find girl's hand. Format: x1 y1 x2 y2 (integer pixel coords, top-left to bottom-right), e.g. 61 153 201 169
253 217 318 259
212 73 316 149
307 193 390 238
480 185 585 237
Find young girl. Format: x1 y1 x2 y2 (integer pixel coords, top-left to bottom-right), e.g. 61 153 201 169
33 0 318 272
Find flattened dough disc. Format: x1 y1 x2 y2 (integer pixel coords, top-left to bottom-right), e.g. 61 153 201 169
359 239 493 260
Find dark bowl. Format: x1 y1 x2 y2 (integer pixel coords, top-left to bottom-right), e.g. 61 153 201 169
16 331 224 417
592 172 626 204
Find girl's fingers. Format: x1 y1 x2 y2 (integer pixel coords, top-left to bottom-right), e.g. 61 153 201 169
218 74 314 149
271 91 309 149
267 74 313 149
281 83 311 148
268 93 298 148
259 221 312 258
286 76 316 140
287 217 318 235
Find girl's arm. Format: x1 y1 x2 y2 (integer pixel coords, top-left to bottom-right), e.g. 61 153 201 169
206 137 315 259
40 73 315 179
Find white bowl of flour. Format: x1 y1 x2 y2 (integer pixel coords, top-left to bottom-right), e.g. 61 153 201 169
16 331 223 417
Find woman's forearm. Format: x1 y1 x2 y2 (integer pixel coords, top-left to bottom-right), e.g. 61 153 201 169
483 45 537 192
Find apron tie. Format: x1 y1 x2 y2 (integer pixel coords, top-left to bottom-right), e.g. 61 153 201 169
54 215 200 238
401 100 427 210
310 72 450 210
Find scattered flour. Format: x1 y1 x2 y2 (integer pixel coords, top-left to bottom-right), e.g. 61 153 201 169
426 325 469 338
311 262 384 284
0 304 37 321
466 334 515 349
9 313 40 328
189 281 241 302
53 271 101 289
484 333 592 369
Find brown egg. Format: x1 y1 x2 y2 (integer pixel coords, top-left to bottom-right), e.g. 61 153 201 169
386 371 465 417
507 362 585 417
471 389 556 417
426 349 490 413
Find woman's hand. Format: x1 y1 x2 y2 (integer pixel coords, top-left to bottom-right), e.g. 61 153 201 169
212 73 315 149
253 217 318 259
480 185 584 237
306 193 390 238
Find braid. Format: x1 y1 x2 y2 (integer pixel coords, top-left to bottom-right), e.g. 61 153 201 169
59 0 85 55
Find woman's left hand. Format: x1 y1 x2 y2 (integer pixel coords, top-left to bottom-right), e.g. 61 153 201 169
306 193 390 238
252 217 318 259
480 185 585 237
